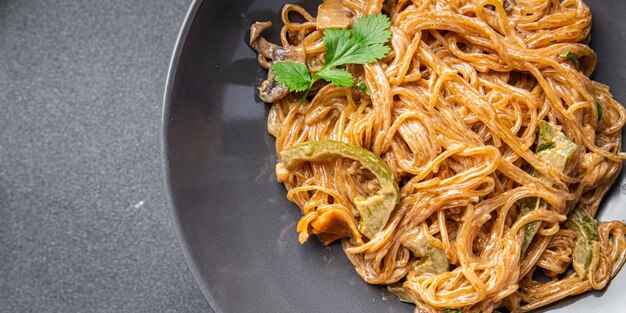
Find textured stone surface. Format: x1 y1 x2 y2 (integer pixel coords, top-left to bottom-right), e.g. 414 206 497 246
0 0 212 312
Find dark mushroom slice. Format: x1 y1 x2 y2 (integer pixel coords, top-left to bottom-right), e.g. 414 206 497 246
249 22 306 103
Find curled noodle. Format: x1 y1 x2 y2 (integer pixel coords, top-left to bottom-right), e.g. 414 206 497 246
251 0 626 312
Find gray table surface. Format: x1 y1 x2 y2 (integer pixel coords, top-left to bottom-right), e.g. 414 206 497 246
1 1 213 312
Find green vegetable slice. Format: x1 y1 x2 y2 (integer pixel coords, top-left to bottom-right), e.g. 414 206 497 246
558 51 578 62
519 121 578 253
519 197 547 253
565 206 600 280
357 81 369 95
404 230 449 277
535 121 579 170
279 140 399 238
387 283 413 303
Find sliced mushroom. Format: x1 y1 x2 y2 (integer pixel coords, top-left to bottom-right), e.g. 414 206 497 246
503 0 514 12
249 22 306 103
317 0 354 30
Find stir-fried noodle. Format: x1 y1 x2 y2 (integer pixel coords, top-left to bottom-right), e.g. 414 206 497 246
248 1 626 312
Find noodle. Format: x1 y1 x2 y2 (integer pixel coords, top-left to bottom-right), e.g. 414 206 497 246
248 0 626 312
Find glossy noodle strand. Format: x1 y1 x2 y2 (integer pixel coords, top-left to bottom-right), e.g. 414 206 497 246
249 0 626 312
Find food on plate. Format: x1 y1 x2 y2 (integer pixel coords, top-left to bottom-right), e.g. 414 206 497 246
248 0 626 312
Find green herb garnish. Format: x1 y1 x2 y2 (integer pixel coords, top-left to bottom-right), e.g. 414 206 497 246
596 101 603 121
272 14 392 100
558 51 577 62
444 309 462 313
271 62 313 92
357 81 370 95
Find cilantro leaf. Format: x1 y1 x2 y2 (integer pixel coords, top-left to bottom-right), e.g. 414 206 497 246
596 101 603 121
351 13 392 46
330 39 389 66
323 29 380 67
270 14 392 101
323 14 392 67
314 68 354 87
558 51 577 62
444 309 461 313
271 62 312 92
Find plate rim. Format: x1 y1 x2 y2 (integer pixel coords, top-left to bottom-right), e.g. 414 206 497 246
160 0 219 312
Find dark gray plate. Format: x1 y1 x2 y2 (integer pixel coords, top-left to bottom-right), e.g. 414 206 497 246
162 1 626 312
